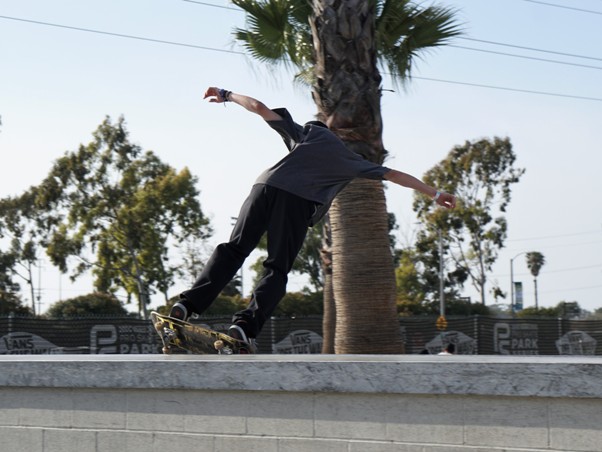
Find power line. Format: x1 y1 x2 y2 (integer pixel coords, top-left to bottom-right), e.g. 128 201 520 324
541 284 602 295
544 264 602 274
0 14 245 56
458 37 602 63
411 76 602 102
520 0 602 15
181 0 239 11
1 14 600 102
449 44 602 71
508 229 602 242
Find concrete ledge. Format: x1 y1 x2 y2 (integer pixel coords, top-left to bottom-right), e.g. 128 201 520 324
1 354 602 398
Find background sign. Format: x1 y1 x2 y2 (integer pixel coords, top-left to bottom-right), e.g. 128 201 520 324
513 281 523 311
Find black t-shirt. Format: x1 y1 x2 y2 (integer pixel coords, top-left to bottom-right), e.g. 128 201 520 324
255 108 390 224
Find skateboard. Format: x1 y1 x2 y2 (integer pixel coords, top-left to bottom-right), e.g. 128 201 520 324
151 311 255 355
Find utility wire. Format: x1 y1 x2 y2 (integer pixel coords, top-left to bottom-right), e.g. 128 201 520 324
449 44 602 70
543 264 602 274
508 229 602 242
541 284 602 294
520 0 602 15
458 37 602 63
411 76 602 102
181 0 239 11
1 14 601 102
0 14 246 56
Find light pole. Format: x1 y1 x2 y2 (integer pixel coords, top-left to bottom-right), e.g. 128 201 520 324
438 229 445 317
510 251 527 312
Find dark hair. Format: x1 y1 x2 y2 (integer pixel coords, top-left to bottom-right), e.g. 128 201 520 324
446 343 456 354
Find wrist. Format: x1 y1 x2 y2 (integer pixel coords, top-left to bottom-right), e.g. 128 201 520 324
218 88 232 102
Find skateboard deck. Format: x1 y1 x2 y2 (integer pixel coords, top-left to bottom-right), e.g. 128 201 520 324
151 311 254 355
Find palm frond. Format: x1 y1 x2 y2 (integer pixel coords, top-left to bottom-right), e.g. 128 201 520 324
232 0 314 71
375 0 463 85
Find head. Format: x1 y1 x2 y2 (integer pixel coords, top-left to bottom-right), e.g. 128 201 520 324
446 343 456 354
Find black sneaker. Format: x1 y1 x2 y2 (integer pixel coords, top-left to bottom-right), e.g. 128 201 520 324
169 302 189 321
228 324 257 354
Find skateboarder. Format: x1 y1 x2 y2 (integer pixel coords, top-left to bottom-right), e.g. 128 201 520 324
170 86 456 350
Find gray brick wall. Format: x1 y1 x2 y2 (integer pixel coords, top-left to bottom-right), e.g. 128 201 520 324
2 387 602 451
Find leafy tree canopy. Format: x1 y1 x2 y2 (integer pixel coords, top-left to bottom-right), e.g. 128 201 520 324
411 137 525 305
23 116 212 318
516 301 582 319
45 292 128 318
0 244 33 315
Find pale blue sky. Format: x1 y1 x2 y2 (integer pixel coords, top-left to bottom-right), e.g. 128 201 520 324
1 0 601 314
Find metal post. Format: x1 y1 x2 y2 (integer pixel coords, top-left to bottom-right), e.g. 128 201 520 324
510 258 514 312
439 230 444 317
510 252 526 313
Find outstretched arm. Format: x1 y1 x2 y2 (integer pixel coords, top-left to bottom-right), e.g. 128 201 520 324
203 87 282 122
383 169 456 209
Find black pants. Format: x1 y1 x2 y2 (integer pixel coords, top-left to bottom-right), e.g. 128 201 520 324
181 184 316 337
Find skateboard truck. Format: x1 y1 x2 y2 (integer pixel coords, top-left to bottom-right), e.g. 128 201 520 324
155 320 177 354
214 340 233 355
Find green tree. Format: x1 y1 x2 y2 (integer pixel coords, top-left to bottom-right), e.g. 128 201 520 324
397 232 467 312
516 305 559 318
525 251 545 309
395 250 425 309
29 116 212 319
413 137 525 305
518 301 581 319
273 290 323 316
232 0 461 352
557 300 580 319
0 192 45 315
585 306 602 320
45 292 128 317
0 251 33 316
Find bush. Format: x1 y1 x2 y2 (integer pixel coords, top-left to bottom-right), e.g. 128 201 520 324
46 292 128 317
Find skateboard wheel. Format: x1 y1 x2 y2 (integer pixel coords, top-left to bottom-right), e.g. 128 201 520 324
154 320 165 331
162 346 172 355
214 340 224 350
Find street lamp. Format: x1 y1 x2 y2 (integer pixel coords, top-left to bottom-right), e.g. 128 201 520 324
510 252 527 312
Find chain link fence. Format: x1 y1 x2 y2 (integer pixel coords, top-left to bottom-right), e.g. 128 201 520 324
1 315 600 355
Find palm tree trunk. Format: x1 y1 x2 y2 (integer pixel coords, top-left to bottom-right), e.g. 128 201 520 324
330 179 403 354
321 270 335 353
534 278 539 309
311 0 402 353
321 215 335 353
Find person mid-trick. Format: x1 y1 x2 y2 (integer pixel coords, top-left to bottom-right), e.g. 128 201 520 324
170 86 456 351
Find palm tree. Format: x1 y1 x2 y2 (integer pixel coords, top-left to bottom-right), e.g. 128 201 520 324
526 251 545 309
232 0 461 353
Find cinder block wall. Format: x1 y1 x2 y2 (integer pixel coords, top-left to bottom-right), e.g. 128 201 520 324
1 355 602 452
